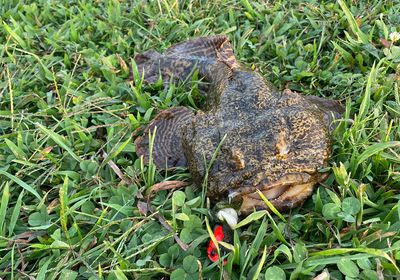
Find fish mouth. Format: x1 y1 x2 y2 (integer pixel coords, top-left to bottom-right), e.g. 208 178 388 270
227 172 322 214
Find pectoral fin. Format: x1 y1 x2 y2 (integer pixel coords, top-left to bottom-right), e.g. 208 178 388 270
304 95 344 131
135 107 194 169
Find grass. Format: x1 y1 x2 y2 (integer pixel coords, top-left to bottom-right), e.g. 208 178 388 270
0 0 400 279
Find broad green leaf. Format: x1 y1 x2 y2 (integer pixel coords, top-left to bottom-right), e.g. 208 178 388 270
175 213 190 221
360 269 379 280
180 228 193 243
357 258 372 270
172 191 186 207
159 253 172 267
28 212 50 227
293 242 308 263
322 203 341 220
185 197 201 207
51 240 70 249
271 244 293 264
170 268 186 279
337 258 359 278
264 266 286 280
342 197 361 215
60 270 78 280
183 255 198 273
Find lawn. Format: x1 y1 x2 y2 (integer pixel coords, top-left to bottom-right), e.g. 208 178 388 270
0 0 400 279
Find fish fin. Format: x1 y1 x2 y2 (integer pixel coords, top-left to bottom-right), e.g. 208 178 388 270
131 50 162 84
134 49 162 64
132 36 238 85
304 95 345 132
134 107 194 169
239 182 316 214
165 35 238 68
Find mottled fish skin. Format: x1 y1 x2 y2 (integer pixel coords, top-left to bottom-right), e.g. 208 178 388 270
134 35 343 213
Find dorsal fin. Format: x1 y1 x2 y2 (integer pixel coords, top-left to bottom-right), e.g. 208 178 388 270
165 35 238 69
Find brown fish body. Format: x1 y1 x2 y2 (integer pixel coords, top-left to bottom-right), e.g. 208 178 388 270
135 35 343 213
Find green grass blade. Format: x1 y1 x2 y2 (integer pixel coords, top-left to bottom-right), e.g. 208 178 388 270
36 257 52 280
36 123 81 162
4 138 26 159
357 141 400 166
358 63 375 120
239 0 262 20
11 159 39 167
251 246 267 280
2 19 28 49
11 243 15 279
0 1 399 278
310 248 399 271
235 210 267 229
0 171 41 200
60 176 70 240
251 217 267 254
114 266 129 280
145 127 157 188
202 134 227 207
256 189 287 223
337 0 369 43
332 41 354 65
205 216 224 270
102 136 132 167
266 211 289 246
0 183 10 236
8 190 24 236
241 217 268 277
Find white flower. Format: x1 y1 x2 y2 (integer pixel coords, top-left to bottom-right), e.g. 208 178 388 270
389 32 400 42
217 208 238 230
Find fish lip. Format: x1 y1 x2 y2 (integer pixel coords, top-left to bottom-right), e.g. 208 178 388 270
227 171 317 201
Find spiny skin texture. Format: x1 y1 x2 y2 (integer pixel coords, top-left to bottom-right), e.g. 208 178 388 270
134 35 343 214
